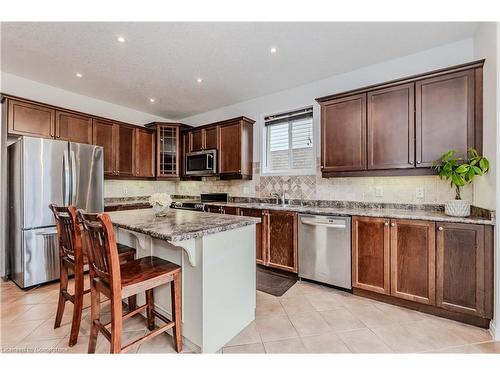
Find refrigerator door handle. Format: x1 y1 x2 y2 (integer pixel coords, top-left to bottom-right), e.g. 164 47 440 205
69 150 77 205
62 150 71 206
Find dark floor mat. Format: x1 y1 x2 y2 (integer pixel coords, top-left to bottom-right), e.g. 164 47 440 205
256 267 297 297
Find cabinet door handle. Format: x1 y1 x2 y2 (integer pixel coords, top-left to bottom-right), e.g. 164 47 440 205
384 222 389 227
390 223 395 227
438 226 444 231
417 161 421 164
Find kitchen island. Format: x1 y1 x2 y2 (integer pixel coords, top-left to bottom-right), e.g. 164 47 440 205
107 208 260 353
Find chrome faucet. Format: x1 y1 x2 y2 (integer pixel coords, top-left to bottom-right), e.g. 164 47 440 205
271 192 280 205
271 191 287 206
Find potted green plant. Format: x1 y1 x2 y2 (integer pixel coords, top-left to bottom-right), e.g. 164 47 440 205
433 148 489 217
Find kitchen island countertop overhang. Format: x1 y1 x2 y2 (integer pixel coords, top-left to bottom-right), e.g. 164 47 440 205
107 208 260 353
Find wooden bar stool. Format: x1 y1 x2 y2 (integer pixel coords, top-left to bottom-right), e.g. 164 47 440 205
78 211 182 354
49 204 137 347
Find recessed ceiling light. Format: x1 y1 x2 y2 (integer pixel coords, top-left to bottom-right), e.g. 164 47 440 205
75 72 83 78
117 36 126 43
196 78 203 83
270 46 277 54
149 98 155 103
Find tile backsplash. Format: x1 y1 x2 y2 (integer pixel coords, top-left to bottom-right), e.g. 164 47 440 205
105 180 176 198
105 158 472 205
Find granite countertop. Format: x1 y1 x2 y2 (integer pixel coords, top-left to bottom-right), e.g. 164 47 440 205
104 196 150 208
107 208 261 242
215 202 495 225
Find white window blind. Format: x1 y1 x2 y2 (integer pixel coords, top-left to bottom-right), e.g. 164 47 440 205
264 107 314 174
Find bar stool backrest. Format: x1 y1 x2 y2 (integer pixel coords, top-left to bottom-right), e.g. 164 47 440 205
78 211 121 289
49 204 82 264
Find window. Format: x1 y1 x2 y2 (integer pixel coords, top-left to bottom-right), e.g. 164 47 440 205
263 106 314 175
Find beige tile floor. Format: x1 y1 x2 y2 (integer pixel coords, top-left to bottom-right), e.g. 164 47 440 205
1 278 499 354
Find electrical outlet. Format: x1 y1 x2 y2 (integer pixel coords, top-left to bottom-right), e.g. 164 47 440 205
375 186 384 197
243 187 250 194
416 187 424 199
123 187 128 195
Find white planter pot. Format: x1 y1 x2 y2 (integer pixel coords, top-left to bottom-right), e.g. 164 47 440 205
445 200 470 217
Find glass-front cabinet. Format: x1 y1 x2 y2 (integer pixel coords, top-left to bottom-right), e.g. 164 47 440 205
145 122 188 179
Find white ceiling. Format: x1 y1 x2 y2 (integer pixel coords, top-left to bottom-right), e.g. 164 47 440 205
1 22 479 120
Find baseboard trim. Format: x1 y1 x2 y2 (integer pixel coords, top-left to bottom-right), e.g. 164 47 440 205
353 288 491 329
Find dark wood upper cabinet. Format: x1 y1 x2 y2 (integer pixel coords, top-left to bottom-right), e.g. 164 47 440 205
204 126 219 150
436 223 492 318
367 83 415 170
187 126 219 152
240 208 267 265
219 122 241 174
116 124 135 177
92 119 115 176
135 128 155 178
321 94 367 173
352 216 390 295
416 69 475 167
219 118 254 179
390 219 435 305
55 111 92 144
267 210 297 272
189 129 204 152
317 60 483 177
7 99 55 138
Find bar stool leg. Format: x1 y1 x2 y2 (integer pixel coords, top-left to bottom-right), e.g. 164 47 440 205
110 295 123 353
88 285 101 354
127 295 137 312
54 263 68 329
171 272 182 353
68 270 84 346
146 289 155 331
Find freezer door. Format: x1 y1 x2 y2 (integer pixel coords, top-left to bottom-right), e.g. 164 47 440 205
69 142 104 212
11 227 60 288
21 137 68 229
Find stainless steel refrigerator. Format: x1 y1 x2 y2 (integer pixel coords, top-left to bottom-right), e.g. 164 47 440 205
8 136 104 288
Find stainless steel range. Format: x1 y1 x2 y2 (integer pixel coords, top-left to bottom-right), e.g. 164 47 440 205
171 193 228 211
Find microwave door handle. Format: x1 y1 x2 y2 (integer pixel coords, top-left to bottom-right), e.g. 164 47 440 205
207 154 213 170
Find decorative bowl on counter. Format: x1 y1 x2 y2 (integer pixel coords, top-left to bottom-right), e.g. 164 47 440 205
149 193 172 217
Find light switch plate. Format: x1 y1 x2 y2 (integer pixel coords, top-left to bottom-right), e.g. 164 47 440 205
416 187 424 199
375 186 384 197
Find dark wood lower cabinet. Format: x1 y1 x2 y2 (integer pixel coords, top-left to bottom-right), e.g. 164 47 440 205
239 208 268 265
352 216 390 295
390 219 435 305
352 215 493 327
436 223 492 318
267 211 298 273
221 206 239 215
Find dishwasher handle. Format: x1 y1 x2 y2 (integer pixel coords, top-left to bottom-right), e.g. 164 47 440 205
300 218 347 229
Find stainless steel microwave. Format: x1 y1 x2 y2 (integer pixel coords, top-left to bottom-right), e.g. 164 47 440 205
185 149 217 176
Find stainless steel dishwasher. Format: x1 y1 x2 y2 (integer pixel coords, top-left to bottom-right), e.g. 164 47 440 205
298 214 351 290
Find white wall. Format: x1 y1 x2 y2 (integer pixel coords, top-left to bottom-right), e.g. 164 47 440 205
473 24 498 211
1 72 170 125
